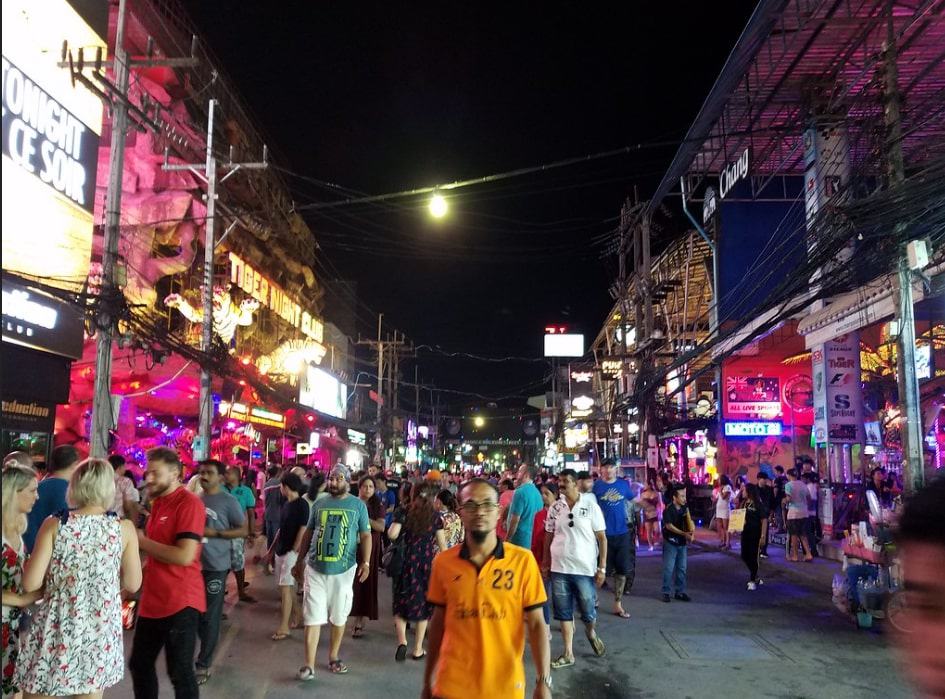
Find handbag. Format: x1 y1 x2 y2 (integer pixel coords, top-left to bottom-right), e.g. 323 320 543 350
728 508 747 533
381 537 406 578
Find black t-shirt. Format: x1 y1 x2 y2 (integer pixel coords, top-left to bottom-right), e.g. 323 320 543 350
758 485 775 516
662 503 691 546
275 497 310 556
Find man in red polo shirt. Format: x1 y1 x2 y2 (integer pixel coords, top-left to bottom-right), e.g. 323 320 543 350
129 447 206 699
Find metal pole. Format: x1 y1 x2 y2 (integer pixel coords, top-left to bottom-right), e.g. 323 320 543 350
376 313 384 464
882 5 924 493
90 0 129 458
194 99 217 462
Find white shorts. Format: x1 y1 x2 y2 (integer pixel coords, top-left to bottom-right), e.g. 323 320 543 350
274 550 298 587
303 565 356 627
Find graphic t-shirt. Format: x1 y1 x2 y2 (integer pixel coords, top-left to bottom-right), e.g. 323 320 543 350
507 482 544 548
24 477 69 552
592 478 634 536
139 486 207 618
306 494 370 575
200 490 245 571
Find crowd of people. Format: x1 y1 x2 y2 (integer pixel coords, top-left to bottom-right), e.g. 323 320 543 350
2 446 942 699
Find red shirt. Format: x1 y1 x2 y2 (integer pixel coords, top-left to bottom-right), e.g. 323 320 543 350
531 508 548 565
139 485 206 618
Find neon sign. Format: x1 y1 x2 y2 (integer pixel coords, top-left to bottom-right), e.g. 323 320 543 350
723 421 782 437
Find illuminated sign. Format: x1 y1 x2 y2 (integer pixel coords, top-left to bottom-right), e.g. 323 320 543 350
719 148 750 199
544 333 584 357
2 56 98 212
219 401 286 429
915 343 931 381
1 277 84 358
347 428 366 446
299 366 347 419
723 421 783 437
1 0 105 287
601 359 623 379
229 253 323 342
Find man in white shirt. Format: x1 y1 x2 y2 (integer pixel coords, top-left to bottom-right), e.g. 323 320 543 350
541 468 607 670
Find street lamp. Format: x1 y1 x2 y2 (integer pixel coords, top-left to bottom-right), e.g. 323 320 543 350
429 193 448 219
474 416 485 428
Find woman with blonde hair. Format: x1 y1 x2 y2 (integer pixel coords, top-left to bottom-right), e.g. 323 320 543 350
2 460 40 699
15 458 142 699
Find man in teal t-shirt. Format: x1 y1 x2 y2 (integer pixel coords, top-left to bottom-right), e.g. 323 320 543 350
224 466 257 602
505 464 545 549
292 466 371 680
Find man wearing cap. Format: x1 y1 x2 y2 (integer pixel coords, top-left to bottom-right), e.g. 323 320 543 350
292 465 371 681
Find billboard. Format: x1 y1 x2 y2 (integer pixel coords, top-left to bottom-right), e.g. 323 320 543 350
299 366 347 419
1 0 104 286
812 333 863 444
544 333 584 357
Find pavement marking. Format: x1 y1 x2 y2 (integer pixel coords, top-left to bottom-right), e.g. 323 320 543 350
660 630 791 662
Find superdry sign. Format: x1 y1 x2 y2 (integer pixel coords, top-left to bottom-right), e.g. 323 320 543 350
1 56 98 213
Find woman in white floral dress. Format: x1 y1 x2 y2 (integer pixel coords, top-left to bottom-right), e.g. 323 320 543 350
16 459 141 698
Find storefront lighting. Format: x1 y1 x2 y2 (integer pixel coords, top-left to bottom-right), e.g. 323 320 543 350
627 422 640 434
474 416 485 428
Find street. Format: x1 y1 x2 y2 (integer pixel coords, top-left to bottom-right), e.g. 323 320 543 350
111 532 913 699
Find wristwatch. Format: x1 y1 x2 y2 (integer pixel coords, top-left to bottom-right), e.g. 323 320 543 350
536 674 553 689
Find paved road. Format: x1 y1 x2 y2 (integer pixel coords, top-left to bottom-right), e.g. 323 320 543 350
110 532 915 698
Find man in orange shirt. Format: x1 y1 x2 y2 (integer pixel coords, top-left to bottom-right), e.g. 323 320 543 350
423 478 551 699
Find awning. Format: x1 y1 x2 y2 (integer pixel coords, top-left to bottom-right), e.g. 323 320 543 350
798 261 945 349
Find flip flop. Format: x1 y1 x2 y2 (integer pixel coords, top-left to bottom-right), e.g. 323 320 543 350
411 652 427 660
328 659 348 674
352 625 365 638
589 634 606 657
613 610 631 619
551 655 575 669
196 668 211 685
270 632 291 641
395 644 408 662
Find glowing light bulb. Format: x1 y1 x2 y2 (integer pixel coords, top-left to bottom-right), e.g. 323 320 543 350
429 193 448 218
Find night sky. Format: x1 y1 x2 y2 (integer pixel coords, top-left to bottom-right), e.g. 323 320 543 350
184 2 757 410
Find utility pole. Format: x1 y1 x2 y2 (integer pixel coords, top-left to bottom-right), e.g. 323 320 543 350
163 99 268 461
88 0 130 458
77 0 198 456
883 5 924 493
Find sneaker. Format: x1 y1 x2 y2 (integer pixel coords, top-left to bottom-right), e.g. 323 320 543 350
662 593 671 603
759 553 769 559
674 593 691 602
747 581 757 591
648 545 654 552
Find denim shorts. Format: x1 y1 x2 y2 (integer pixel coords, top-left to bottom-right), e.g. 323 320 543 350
551 572 597 623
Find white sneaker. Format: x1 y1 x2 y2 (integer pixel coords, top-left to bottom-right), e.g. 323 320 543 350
747 581 757 591
648 545 654 552
757 578 764 586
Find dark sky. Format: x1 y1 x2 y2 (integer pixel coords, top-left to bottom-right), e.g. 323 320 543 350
184 1 757 410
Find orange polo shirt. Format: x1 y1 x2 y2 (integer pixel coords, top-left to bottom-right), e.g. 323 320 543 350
427 540 546 699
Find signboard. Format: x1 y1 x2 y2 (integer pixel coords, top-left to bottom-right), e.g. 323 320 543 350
1 0 104 287
229 253 323 342
725 376 781 418
724 421 783 437
719 148 750 199
347 428 366 446
219 401 286 429
2 277 84 359
299 366 347 419
544 333 584 357
600 359 622 380
702 186 717 223
812 333 863 444
1 398 55 432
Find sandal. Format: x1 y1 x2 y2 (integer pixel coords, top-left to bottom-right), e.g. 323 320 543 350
588 634 606 657
411 651 427 660
352 625 365 638
395 644 408 662
196 668 211 685
551 655 575 669
297 666 315 681
613 609 631 619
328 659 348 674
270 632 291 641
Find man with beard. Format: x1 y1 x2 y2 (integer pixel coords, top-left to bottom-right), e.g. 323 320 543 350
423 479 551 699
129 447 206 698
292 466 371 681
